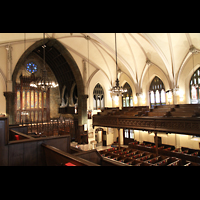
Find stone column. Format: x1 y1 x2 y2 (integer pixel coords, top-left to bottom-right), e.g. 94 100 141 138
4 45 15 124
5 45 13 92
78 94 88 126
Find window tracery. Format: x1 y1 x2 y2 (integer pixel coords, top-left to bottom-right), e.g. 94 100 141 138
149 76 165 108
26 62 37 74
93 83 104 110
190 67 200 104
122 82 133 107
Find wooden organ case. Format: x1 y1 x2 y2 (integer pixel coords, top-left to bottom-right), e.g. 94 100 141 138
15 74 50 124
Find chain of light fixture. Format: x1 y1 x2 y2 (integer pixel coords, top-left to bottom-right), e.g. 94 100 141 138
30 33 59 91
110 33 127 97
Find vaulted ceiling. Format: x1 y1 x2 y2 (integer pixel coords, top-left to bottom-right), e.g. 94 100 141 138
32 41 75 94
1 33 200 90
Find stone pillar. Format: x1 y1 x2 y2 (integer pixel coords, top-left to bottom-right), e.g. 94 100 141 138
4 45 15 124
4 92 15 124
5 45 13 92
78 94 88 126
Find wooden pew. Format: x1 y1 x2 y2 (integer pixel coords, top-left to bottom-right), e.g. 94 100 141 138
145 155 168 164
135 153 156 162
42 143 100 166
9 129 33 141
126 159 142 166
152 157 180 166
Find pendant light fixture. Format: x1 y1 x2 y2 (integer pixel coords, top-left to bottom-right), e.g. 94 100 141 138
110 33 127 97
30 33 59 91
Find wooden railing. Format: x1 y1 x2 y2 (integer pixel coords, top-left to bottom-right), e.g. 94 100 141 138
9 129 33 141
42 143 100 166
93 115 200 135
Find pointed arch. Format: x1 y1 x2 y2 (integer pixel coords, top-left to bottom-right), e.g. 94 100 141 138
149 76 166 108
93 83 104 110
12 38 86 125
122 82 133 107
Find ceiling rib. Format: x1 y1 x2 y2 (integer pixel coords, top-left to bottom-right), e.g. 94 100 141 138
122 33 138 84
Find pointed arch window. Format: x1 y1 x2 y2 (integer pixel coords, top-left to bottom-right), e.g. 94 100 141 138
149 76 166 108
93 83 104 110
190 67 200 104
15 75 50 123
122 82 133 107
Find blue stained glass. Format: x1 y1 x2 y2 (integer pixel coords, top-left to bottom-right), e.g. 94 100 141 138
26 62 37 74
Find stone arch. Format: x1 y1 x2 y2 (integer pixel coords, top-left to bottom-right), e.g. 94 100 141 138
12 38 86 125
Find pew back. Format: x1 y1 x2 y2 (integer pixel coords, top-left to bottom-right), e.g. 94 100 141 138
42 143 100 166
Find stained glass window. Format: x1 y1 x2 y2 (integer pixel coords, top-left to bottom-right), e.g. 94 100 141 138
35 91 38 108
122 82 133 107
26 62 37 74
123 97 126 107
27 90 30 109
43 92 46 108
161 89 166 103
31 90 34 108
191 86 197 100
126 96 129 107
130 96 133 107
149 76 165 108
130 129 134 139
15 75 50 123
156 90 160 103
125 129 129 138
93 83 104 110
22 90 25 110
150 91 155 104
39 91 42 108
17 90 20 110
190 67 200 104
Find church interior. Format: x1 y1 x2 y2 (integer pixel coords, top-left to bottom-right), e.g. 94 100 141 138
1 33 200 166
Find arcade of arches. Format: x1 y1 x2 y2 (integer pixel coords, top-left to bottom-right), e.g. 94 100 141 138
1 33 200 152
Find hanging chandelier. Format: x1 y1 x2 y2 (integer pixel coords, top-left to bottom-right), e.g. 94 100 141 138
110 33 127 97
30 33 59 91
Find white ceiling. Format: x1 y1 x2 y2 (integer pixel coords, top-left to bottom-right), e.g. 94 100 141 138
1 33 199 89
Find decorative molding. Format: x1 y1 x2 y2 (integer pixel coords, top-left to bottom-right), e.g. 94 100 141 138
93 115 200 136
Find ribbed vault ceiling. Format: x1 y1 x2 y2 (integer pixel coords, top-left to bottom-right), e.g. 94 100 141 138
1 33 200 90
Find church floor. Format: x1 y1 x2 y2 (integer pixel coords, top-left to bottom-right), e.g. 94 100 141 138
70 141 128 152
